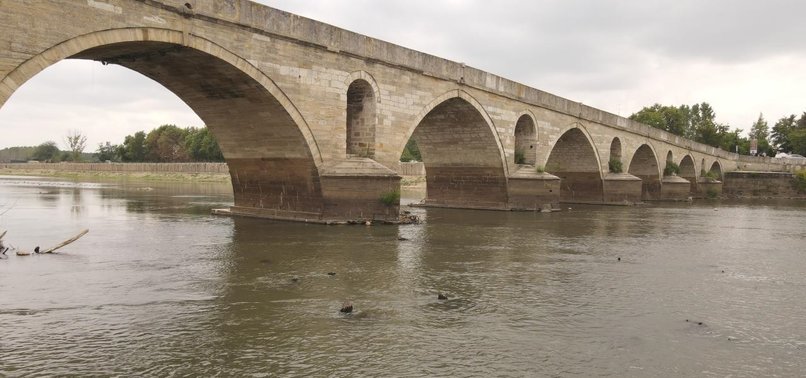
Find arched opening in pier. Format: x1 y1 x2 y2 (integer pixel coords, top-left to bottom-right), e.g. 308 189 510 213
609 137 622 172
628 144 661 200
679 155 697 193
0 29 324 219
709 161 723 180
407 95 508 209
545 127 603 202
346 79 376 158
514 114 537 165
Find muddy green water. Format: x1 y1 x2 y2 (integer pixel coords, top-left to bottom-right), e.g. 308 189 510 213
1 175 805 377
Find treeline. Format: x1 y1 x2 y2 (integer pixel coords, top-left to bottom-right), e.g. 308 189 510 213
96 125 223 162
1 125 222 163
0 143 93 163
399 139 421 162
630 102 806 156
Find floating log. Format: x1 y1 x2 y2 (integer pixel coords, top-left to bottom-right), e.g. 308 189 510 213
42 229 89 254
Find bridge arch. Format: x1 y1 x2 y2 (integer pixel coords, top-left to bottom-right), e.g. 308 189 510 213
628 144 661 200
545 124 603 202
404 90 509 209
0 27 328 218
709 161 724 180
514 112 538 165
679 154 698 193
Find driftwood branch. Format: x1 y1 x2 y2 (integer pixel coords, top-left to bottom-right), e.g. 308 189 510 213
43 229 89 254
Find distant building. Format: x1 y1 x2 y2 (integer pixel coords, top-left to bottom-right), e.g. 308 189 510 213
750 138 758 156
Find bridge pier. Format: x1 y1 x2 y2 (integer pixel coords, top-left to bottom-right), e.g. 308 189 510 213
507 166 561 211
660 175 692 200
228 158 400 223
695 178 723 198
319 159 401 222
602 173 642 204
422 166 509 210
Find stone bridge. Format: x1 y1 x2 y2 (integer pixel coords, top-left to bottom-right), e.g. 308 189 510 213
1 0 798 222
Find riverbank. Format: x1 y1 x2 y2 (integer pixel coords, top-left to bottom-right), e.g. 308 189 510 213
0 162 229 182
0 162 431 185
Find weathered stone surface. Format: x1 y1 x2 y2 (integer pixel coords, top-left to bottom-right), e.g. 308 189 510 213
0 0 798 221
723 171 802 198
602 173 642 204
507 167 560 210
696 179 723 199
660 175 692 201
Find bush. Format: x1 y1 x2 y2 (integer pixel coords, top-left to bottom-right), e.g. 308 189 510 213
795 170 806 193
664 161 680 176
514 150 525 164
706 189 719 199
535 165 545 173
704 170 719 180
608 158 623 173
379 190 400 206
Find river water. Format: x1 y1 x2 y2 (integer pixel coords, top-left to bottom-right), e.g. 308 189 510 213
1 175 805 377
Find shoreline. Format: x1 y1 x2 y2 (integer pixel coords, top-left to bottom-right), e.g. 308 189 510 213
0 167 230 183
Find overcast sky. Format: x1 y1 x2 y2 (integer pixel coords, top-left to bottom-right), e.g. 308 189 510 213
2 0 805 150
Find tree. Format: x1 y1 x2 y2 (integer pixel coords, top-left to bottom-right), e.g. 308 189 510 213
96 142 120 162
771 115 798 153
790 129 806 156
719 128 748 154
748 114 773 156
629 104 691 137
64 129 87 162
31 141 60 162
400 139 422 162
121 131 147 162
185 127 224 162
144 124 189 162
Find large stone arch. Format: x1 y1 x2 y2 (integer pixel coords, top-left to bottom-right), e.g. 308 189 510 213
679 155 698 193
514 111 538 165
545 124 603 203
403 90 509 209
628 144 661 200
0 27 329 220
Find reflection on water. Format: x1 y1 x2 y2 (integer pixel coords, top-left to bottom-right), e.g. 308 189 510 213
1 175 805 376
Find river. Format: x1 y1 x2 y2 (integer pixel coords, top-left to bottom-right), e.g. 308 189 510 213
1 175 805 377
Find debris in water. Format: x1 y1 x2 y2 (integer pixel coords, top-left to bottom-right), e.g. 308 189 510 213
437 293 448 300
340 301 353 313
327 272 336 276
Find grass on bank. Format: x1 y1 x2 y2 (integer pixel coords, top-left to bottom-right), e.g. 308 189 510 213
0 168 230 183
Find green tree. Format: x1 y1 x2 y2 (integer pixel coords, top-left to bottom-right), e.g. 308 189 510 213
771 115 798 153
121 131 147 162
144 124 189 162
96 141 120 162
749 113 773 156
185 127 224 162
31 141 60 162
719 128 748 154
400 138 421 162
629 104 691 136
790 129 806 156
